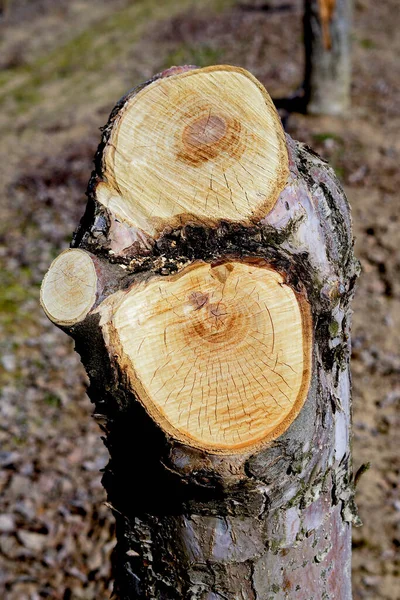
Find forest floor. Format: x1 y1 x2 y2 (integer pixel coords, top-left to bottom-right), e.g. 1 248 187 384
0 0 399 598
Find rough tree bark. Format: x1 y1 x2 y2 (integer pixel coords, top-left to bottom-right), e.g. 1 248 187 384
41 65 360 599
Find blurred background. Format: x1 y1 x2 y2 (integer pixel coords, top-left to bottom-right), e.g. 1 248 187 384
0 0 399 598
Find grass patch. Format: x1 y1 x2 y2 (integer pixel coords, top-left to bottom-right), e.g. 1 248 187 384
164 44 223 70
0 267 37 333
0 0 235 114
13 87 43 114
0 275 30 315
360 38 376 50
333 165 345 179
44 392 62 408
313 132 343 144
312 132 346 180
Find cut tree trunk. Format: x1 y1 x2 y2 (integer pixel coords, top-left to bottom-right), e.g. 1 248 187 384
41 65 360 599
303 0 352 114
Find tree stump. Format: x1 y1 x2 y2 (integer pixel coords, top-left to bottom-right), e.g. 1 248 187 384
41 65 360 599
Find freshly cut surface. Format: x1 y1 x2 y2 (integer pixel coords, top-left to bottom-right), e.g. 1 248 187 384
109 261 312 452
97 65 289 236
40 249 97 326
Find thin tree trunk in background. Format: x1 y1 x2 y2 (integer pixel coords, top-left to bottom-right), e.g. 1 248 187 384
304 0 352 114
41 66 360 599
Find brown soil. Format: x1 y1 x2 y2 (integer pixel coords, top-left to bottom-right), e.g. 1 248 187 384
0 0 399 598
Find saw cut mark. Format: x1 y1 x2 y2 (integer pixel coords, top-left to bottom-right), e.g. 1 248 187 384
40 249 97 326
110 261 312 453
97 65 289 237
